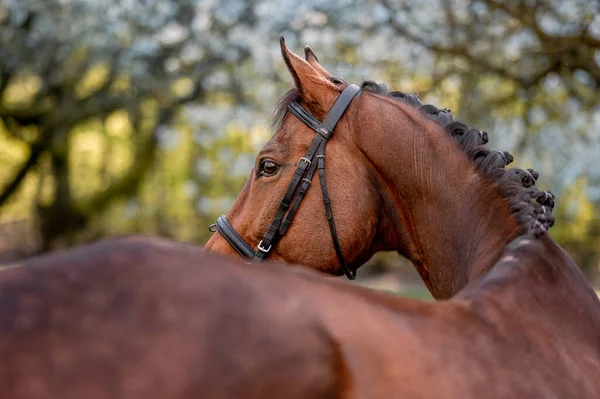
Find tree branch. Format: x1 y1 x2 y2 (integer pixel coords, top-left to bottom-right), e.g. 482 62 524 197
0 68 11 96
0 108 47 125
0 132 50 207
381 0 571 89
73 82 205 227
381 6 529 85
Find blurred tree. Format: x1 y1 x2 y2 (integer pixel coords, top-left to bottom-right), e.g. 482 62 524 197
376 0 598 151
0 0 256 249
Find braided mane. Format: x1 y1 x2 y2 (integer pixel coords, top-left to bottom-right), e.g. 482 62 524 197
271 81 556 236
360 81 555 236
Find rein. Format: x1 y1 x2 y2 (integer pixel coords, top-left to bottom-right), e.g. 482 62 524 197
209 84 361 280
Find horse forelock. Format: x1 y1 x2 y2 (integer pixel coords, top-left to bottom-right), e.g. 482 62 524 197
270 88 301 133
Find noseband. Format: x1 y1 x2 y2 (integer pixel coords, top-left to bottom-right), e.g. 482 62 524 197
209 84 361 280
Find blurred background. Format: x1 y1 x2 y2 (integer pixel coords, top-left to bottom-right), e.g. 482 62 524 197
0 0 598 297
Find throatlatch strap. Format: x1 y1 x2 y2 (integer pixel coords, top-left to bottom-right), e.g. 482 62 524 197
316 145 356 280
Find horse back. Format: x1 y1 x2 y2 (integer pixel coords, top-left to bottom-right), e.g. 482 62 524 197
0 236 343 399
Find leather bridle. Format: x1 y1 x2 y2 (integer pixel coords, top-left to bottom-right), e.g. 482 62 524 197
209 84 361 280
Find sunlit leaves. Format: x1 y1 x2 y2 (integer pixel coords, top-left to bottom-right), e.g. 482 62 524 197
75 64 111 99
1 74 42 106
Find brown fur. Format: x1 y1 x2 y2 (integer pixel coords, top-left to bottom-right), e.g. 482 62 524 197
0 238 341 399
1 40 599 398
3 233 600 398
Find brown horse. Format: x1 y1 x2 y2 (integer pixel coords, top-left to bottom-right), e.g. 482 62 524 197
1 38 599 398
205 38 556 292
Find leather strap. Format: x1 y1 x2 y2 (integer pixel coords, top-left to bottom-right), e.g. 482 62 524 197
279 141 324 236
210 84 361 279
288 84 361 139
288 104 321 132
251 134 327 263
215 215 256 260
322 84 361 132
252 84 361 263
316 145 356 279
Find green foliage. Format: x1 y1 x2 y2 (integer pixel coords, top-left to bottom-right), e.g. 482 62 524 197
551 178 600 274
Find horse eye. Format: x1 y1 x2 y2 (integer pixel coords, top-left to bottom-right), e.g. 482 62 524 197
259 160 279 177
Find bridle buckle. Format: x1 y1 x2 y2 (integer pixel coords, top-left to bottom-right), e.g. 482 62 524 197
257 240 272 253
299 157 311 166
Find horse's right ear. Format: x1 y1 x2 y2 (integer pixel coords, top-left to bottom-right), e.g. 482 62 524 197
280 36 338 117
304 46 333 78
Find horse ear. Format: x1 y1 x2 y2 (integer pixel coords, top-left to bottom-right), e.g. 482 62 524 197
304 46 333 78
279 36 338 116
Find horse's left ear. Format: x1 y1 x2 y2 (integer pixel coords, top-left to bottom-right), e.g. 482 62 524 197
280 36 339 117
304 46 333 78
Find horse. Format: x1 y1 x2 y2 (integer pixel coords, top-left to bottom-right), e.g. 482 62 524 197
0 37 599 398
205 38 557 294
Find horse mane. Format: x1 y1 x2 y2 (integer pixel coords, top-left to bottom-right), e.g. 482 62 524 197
271 81 555 236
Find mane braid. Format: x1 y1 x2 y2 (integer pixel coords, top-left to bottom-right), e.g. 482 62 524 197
360 81 556 236
270 80 555 236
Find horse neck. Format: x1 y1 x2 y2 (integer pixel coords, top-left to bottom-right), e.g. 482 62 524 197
354 95 522 299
